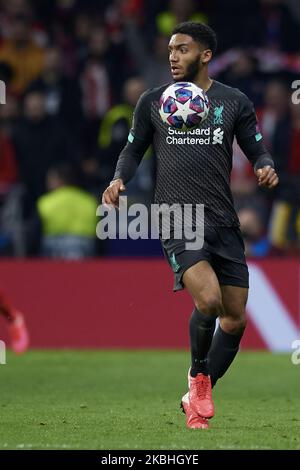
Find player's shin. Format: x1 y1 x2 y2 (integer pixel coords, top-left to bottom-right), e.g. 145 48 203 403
189 308 217 377
207 322 246 387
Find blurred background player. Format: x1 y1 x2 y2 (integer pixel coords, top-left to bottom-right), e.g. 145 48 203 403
0 288 29 353
37 162 98 259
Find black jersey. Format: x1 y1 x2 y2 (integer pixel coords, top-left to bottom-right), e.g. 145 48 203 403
113 80 274 228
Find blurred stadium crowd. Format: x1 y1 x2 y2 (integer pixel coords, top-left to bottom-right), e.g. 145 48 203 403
0 0 300 258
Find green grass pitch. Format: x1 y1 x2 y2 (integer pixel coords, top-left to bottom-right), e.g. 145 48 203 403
1 350 299 450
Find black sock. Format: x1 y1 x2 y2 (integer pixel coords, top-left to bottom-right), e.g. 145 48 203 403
207 326 243 387
189 308 216 377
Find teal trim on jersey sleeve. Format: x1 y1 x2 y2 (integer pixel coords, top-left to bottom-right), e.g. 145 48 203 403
255 133 263 142
128 131 147 143
169 253 181 273
128 131 134 143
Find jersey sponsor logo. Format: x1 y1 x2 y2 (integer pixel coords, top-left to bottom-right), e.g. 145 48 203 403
166 126 224 145
212 127 224 145
213 105 224 125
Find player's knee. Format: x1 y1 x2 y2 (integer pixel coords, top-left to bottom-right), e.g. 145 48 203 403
221 315 247 335
195 295 223 316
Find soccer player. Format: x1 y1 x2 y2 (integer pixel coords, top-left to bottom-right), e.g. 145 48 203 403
102 22 279 429
0 289 30 354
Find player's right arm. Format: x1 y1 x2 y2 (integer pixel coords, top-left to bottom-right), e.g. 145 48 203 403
102 90 154 208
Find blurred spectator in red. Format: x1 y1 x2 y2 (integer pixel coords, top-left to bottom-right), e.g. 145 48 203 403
0 13 45 96
0 59 20 253
0 61 19 198
0 109 18 197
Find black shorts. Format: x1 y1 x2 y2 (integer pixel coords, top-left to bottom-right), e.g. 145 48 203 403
161 226 249 292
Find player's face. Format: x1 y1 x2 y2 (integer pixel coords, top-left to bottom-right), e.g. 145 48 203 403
168 33 209 82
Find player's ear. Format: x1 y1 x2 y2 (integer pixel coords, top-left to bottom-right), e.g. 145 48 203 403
201 49 212 65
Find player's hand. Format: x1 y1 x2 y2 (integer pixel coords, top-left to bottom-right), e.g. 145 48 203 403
102 179 126 209
255 166 279 189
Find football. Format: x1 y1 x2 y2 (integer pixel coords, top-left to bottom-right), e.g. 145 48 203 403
159 82 210 131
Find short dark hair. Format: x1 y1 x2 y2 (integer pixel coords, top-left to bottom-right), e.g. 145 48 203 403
172 22 217 56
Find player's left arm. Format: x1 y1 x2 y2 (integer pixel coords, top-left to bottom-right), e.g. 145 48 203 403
234 94 279 189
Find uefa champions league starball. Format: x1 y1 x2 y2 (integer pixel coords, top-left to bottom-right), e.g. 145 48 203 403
159 82 210 131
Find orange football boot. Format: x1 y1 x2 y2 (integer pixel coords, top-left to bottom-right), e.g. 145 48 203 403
180 393 209 429
188 369 214 419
